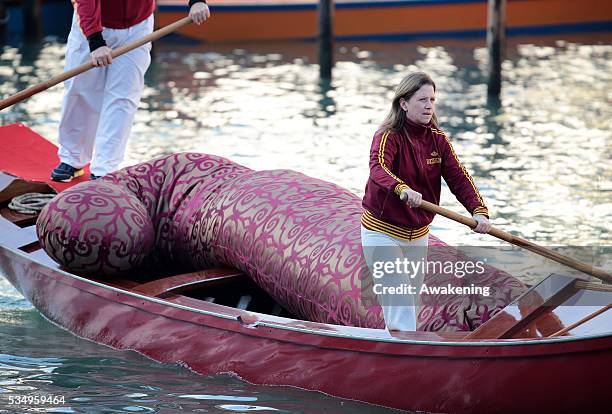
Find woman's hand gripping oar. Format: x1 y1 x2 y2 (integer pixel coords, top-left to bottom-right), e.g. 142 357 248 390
0 16 194 111
400 192 612 283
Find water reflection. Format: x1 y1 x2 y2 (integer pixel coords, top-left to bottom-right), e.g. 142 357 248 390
0 35 610 251
0 310 399 413
0 33 610 413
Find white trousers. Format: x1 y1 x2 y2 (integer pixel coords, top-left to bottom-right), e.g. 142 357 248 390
58 13 153 176
361 226 429 331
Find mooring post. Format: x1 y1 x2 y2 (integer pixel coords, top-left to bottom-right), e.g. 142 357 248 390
0 2 7 40
24 0 43 41
487 0 506 96
318 0 333 80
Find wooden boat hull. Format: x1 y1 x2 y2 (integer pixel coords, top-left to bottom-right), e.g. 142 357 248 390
0 124 609 412
1 243 610 413
157 0 612 43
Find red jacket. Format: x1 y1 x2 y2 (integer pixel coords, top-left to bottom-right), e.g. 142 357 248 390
361 119 488 240
72 0 156 38
72 0 205 50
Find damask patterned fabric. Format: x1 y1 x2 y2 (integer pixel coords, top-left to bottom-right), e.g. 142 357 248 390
37 181 155 275
37 153 527 331
102 152 251 272
191 169 384 327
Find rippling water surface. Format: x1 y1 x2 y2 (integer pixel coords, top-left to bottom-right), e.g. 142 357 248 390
0 32 610 412
0 283 394 413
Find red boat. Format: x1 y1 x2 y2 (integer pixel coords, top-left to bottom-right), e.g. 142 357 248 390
0 123 610 413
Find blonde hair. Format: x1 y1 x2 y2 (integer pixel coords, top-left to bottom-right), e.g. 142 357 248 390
380 72 439 132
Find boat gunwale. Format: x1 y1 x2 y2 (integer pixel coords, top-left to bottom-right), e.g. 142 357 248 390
159 0 486 13
2 242 610 349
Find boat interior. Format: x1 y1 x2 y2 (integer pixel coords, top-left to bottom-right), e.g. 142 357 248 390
1 172 610 342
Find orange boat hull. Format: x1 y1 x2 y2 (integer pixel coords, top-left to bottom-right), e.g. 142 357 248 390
157 0 612 42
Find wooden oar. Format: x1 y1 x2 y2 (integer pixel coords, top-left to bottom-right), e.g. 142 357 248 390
419 200 612 284
0 16 193 111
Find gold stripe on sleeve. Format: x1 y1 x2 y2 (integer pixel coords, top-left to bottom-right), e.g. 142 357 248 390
432 128 487 209
394 183 410 196
378 130 409 188
473 206 489 216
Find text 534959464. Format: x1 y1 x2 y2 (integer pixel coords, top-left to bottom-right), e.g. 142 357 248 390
8 395 66 405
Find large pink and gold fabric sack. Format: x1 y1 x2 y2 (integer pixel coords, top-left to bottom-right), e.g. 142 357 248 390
37 153 526 331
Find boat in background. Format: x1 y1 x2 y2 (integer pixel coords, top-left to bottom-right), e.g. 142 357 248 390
0 123 610 413
157 0 612 43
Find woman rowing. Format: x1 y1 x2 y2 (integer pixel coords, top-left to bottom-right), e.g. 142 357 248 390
361 72 491 332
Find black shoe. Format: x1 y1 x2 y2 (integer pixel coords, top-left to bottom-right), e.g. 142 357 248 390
90 173 100 180
51 162 84 182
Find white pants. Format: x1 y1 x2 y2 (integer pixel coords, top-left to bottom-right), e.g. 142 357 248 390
58 13 153 176
361 226 429 331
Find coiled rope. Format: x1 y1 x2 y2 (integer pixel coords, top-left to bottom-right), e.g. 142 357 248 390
8 193 56 215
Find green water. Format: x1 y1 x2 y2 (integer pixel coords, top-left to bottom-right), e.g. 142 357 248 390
0 31 610 412
0 301 394 413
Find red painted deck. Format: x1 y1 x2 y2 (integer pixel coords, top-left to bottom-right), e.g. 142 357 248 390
0 123 89 193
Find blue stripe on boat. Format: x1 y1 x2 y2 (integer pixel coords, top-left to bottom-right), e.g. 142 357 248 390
159 0 486 13
334 21 612 42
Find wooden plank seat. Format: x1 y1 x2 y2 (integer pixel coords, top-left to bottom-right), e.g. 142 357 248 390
27 246 62 268
0 172 54 248
0 174 53 205
131 267 246 298
467 274 612 339
467 273 577 339
1 207 38 227
0 217 38 250
550 304 611 337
